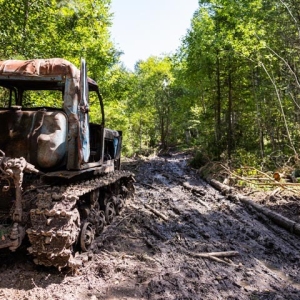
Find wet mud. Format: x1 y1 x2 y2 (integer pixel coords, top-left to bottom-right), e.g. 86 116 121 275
0 152 299 299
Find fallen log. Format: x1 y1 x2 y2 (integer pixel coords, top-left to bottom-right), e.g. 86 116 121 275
210 179 231 195
210 179 300 236
238 194 300 235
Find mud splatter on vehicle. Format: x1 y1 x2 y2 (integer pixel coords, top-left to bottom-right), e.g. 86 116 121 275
0 58 134 269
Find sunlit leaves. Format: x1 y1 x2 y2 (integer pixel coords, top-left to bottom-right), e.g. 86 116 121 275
0 0 116 80
177 0 300 162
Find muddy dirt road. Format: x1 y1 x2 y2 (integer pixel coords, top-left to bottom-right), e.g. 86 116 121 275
0 153 299 299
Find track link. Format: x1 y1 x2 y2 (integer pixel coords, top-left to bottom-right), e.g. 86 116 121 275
26 170 134 269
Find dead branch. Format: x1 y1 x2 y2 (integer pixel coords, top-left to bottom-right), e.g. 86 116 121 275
270 187 281 197
181 247 240 266
210 179 300 236
194 198 211 209
210 179 232 195
241 166 276 180
251 182 300 187
220 164 288 189
235 177 275 181
220 165 299 192
206 256 235 266
144 203 168 221
191 251 239 258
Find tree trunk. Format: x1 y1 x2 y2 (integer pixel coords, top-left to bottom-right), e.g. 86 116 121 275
210 179 300 236
215 53 222 159
227 66 233 160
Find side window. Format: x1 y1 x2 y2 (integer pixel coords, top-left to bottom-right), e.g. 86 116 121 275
88 91 103 124
22 90 63 108
0 86 15 108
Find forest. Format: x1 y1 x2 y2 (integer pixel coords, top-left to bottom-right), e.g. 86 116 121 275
1 0 300 173
1 2 300 299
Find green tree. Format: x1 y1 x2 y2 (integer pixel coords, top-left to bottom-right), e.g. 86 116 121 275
178 0 300 165
127 56 175 152
0 0 120 124
0 0 117 83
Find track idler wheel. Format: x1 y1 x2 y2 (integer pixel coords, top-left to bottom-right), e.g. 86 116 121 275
96 210 106 235
80 222 95 252
105 202 115 224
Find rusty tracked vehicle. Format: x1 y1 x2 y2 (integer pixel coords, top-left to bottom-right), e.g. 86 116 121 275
0 58 134 269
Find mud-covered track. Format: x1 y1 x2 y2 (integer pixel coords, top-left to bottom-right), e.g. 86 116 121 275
27 170 134 269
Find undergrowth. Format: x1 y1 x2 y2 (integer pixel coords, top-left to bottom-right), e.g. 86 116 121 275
189 149 300 192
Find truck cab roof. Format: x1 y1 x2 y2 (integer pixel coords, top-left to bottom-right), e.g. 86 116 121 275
0 58 98 91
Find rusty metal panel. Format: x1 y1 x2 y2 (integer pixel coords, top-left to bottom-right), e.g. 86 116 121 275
0 58 79 77
0 110 36 162
37 112 68 168
0 109 67 169
0 58 97 170
0 58 82 170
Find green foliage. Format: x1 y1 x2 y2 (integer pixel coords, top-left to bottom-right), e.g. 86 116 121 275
0 0 123 145
22 90 63 108
173 0 300 169
0 0 116 81
230 149 261 169
124 56 176 153
1 0 300 167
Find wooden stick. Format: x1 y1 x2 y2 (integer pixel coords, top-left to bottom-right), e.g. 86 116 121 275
182 248 239 266
194 198 211 209
144 203 168 221
187 250 239 258
206 255 235 266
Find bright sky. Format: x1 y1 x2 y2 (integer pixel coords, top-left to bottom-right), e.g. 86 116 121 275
110 0 199 70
